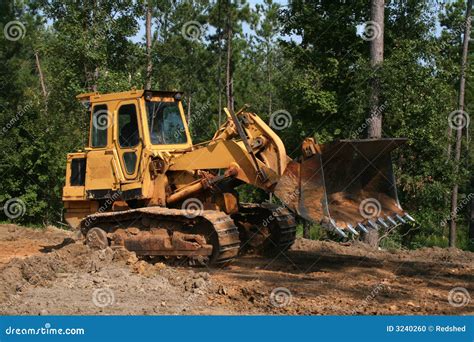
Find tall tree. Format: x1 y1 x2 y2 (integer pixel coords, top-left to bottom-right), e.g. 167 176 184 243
367 0 384 139
145 0 153 89
255 0 280 117
34 51 47 98
449 0 472 247
362 0 385 247
209 0 254 113
217 0 224 125
226 5 234 112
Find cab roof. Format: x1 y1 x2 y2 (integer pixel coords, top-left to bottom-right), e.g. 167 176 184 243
76 89 183 103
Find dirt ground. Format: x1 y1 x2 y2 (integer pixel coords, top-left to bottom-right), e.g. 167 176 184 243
0 224 472 315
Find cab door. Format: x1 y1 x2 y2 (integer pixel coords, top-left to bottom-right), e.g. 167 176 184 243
84 103 118 196
114 100 143 181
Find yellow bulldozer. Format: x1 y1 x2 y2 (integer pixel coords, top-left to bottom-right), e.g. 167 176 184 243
62 89 414 265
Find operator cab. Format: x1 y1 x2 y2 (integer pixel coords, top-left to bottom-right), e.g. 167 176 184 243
63 89 193 218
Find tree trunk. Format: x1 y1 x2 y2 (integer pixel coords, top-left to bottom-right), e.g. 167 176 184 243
34 52 47 98
226 19 234 113
447 127 453 159
186 95 192 124
216 0 223 126
92 67 99 92
91 0 98 92
364 0 384 248
303 221 310 239
449 0 472 248
367 0 384 139
218 49 223 125
145 0 153 90
267 41 272 117
469 195 474 244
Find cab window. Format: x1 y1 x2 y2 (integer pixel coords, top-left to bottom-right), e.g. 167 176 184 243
146 101 187 145
90 104 108 148
118 104 139 147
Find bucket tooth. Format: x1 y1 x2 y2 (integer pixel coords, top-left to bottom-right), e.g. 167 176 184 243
357 223 369 234
333 226 348 239
368 220 379 230
322 220 347 239
395 214 406 224
327 219 347 238
346 224 359 236
377 217 389 228
404 213 415 222
387 216 398 226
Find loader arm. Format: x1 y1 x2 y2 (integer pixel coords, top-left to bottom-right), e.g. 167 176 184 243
169 107 288 191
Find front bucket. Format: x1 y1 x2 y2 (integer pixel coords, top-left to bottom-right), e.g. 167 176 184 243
275 138 412 237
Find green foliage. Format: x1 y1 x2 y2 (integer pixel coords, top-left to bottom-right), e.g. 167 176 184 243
295 222 323 240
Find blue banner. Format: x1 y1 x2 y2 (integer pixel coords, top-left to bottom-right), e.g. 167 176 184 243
0 315 472 342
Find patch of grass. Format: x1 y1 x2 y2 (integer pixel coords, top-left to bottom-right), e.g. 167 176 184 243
296 222 324 240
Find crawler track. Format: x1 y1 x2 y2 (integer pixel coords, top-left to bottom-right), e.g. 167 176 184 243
80 207 241 265
233 203 297 254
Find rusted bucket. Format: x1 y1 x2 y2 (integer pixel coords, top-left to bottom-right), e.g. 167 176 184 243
275 138 414 237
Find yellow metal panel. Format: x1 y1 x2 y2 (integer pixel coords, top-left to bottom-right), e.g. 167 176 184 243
62 152 86 201
169 140 251 170
63 200 99 228
170 139 281 189
243 112 287 175
77 89 144 103
85 150 116 190
63 186 84 198
168 140 280 187
121 182 142 192
111 148 125 183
